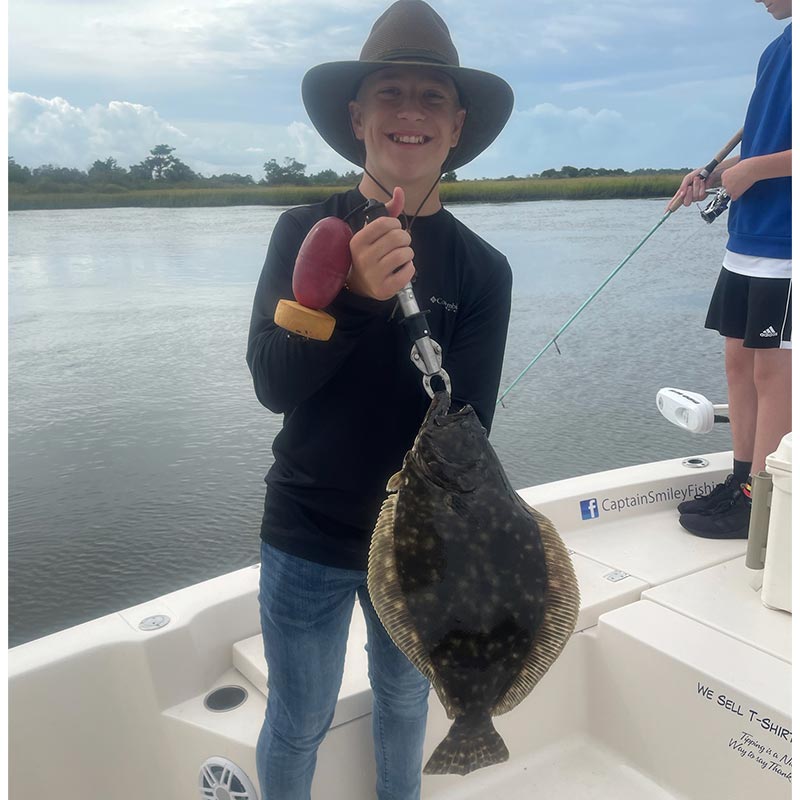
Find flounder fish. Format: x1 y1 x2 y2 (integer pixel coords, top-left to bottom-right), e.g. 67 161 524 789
367 391 580 776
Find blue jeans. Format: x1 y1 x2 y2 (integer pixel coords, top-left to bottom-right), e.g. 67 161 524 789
256 542 430 800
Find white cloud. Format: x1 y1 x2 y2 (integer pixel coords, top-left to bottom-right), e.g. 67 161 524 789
7 92 357 178
8 93 188 169
520 103 623 125
559 77 621 93
174 119 357 177
10 0 384 81
283 121 356 174
7 1 779 179
457 102 629 177
445 0 692 69
514 103 626 170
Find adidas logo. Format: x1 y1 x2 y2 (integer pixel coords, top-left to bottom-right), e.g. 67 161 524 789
760 326 779 338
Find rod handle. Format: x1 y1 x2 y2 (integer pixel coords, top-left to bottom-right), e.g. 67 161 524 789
667 128 744 213
667 192 688 213
703 127 744 177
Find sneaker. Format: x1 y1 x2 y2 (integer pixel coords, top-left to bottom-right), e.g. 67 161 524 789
679 491 751 539
677 473 739 515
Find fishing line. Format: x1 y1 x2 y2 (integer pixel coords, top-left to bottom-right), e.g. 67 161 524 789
496 128 744 408
497 208 675 407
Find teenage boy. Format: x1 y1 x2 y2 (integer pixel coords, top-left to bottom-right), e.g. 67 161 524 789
669 0 792 539
246 2 514 797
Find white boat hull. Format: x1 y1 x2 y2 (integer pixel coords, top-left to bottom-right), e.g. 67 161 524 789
9 451 792 799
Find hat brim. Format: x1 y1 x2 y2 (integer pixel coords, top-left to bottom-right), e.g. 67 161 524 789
301 61 513 172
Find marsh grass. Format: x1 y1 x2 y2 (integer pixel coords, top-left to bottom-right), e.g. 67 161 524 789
440 175 682 203
9 175 684 211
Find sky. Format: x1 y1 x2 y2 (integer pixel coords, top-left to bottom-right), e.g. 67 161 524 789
7 0 791 181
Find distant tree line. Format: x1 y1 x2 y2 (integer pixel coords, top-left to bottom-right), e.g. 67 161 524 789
496 165 690 181
8 145 689 194
8 146 362 194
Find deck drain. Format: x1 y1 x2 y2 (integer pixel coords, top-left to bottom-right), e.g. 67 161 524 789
204 685 248 712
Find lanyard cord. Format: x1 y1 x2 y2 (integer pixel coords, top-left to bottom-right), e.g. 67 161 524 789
361 165 442 235
358 166 443 321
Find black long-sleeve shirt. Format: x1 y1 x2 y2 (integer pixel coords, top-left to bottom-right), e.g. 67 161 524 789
247 188 512 569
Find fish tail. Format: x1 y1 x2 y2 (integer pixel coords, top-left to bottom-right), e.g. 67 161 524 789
423 714 509 776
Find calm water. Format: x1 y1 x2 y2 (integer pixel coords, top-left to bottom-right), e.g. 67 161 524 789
9 199 731 646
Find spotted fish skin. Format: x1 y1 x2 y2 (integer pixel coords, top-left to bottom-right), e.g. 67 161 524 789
367 391 580 776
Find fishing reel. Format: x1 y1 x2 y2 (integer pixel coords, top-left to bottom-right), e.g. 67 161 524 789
700 188 731 224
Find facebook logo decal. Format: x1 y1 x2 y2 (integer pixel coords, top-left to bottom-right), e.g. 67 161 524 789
580 498 600 520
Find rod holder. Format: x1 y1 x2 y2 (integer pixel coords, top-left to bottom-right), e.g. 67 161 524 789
745 471 773 570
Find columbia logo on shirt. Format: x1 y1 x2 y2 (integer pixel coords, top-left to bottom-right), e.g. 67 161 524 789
430 296 459 313
760 326 779 338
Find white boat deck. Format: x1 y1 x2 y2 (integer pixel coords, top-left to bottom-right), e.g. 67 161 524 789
428 736 679 799
643 556 791 664
9 451 792 800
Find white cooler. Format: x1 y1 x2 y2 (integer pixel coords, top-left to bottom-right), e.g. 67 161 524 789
761 432 792 612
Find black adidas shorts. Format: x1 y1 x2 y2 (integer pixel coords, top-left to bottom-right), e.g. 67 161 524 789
705 267 792 349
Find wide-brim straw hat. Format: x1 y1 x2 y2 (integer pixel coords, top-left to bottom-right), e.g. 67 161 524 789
301 0 514 172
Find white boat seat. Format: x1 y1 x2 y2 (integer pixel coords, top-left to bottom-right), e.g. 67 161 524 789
231 550 651 731
232 604 374 729
642 556 791 663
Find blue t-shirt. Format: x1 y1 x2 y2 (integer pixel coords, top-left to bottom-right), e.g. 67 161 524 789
726 24 792 259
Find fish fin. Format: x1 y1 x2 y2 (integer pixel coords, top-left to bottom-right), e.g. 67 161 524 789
367 493 457 720
423 714 509 776
385 471 403 493
492 506 580 716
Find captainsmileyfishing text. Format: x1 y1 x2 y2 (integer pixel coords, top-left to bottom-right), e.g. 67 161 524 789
599 483 717 513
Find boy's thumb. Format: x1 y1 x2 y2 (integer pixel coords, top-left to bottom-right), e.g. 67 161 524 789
384 186 405 218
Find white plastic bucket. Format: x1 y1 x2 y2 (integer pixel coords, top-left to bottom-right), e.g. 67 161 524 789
762 433 792 612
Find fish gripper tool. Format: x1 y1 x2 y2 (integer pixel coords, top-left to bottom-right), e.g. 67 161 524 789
364 199 451 399
396 285 451 399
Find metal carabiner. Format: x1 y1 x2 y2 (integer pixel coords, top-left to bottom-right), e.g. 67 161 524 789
422 371 451 398
410 339 452 398
398 285 452 398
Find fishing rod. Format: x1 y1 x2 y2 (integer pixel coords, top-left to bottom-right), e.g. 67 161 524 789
496 128 743 407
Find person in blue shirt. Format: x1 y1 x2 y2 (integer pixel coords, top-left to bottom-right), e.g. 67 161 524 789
669 0 792 539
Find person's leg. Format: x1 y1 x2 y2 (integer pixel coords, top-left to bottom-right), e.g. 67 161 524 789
751 347 792 473
357 585 430 800
724 337 757 464
680 273 790 538
256 542 360 800
679 270 754 515
679 337 756 537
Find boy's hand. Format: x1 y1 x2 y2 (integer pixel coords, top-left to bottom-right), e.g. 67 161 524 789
720 160 756 201
347 187 416 301
667 167 709 211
